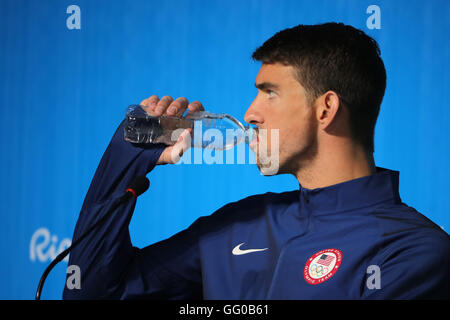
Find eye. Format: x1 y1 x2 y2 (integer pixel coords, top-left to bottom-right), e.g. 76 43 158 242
267 90 277 98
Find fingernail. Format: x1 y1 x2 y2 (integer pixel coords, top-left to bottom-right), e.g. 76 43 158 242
178 129 189 142
155 106 163 115
168 106 177 114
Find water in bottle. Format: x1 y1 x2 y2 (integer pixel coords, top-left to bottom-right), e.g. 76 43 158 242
124 105 256 150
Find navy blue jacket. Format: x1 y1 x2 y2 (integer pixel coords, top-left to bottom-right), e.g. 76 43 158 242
63 121 450 299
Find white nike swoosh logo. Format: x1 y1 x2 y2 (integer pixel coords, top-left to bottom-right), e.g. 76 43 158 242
232 242 268 255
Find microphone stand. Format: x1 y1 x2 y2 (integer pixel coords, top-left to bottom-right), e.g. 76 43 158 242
35 176 149 300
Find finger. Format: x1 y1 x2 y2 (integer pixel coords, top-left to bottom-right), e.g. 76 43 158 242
154 95 174 116
157 128 192 165
167 97 189 117
140 95 160 112
168 128 192 164
187 101 205 114
140 95 160 116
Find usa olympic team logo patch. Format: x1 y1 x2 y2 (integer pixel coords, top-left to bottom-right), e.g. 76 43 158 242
304 248 343 285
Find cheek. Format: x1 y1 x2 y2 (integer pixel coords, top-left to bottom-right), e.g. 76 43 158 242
260 104 315 149
280 112 316 152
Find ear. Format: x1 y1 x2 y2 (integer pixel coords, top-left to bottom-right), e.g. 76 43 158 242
315 91 341 130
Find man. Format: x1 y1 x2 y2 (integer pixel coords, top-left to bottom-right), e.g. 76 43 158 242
63 23 449 299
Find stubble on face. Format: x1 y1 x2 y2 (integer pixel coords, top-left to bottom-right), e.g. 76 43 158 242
249 64 319 177
252 127 280 176
278 112 319 176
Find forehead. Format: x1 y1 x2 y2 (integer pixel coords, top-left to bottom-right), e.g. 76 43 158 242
255 63 301 88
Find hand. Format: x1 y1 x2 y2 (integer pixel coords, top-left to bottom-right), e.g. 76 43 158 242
139 95 205 165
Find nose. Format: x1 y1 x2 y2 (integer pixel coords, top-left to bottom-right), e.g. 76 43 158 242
244 99 264 126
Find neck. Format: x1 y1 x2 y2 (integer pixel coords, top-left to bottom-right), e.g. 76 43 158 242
295 141 376 190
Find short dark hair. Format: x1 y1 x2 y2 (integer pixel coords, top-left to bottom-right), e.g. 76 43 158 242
252 22 386 154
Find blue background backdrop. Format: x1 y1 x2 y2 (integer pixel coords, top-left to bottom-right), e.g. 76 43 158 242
0 0 449 299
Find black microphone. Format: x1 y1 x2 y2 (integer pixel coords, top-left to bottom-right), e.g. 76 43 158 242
124 175 150 198
35 176 150 300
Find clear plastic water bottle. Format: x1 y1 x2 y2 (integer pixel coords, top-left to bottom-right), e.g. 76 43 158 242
124 105 255 150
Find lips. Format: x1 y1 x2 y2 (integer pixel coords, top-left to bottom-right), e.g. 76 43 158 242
249 132 259 149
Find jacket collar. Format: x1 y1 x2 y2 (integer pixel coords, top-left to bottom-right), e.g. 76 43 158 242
298 167 402 214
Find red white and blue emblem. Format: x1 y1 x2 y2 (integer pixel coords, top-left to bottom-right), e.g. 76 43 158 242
304 248 343 285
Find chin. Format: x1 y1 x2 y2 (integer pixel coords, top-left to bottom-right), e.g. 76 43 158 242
257 166 278 176
255 157 281 176
251 137 281 176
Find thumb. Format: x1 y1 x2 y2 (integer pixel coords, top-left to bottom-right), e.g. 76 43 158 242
160 128 192 164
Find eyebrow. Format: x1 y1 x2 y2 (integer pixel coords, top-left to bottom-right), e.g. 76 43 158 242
255 82 280 91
